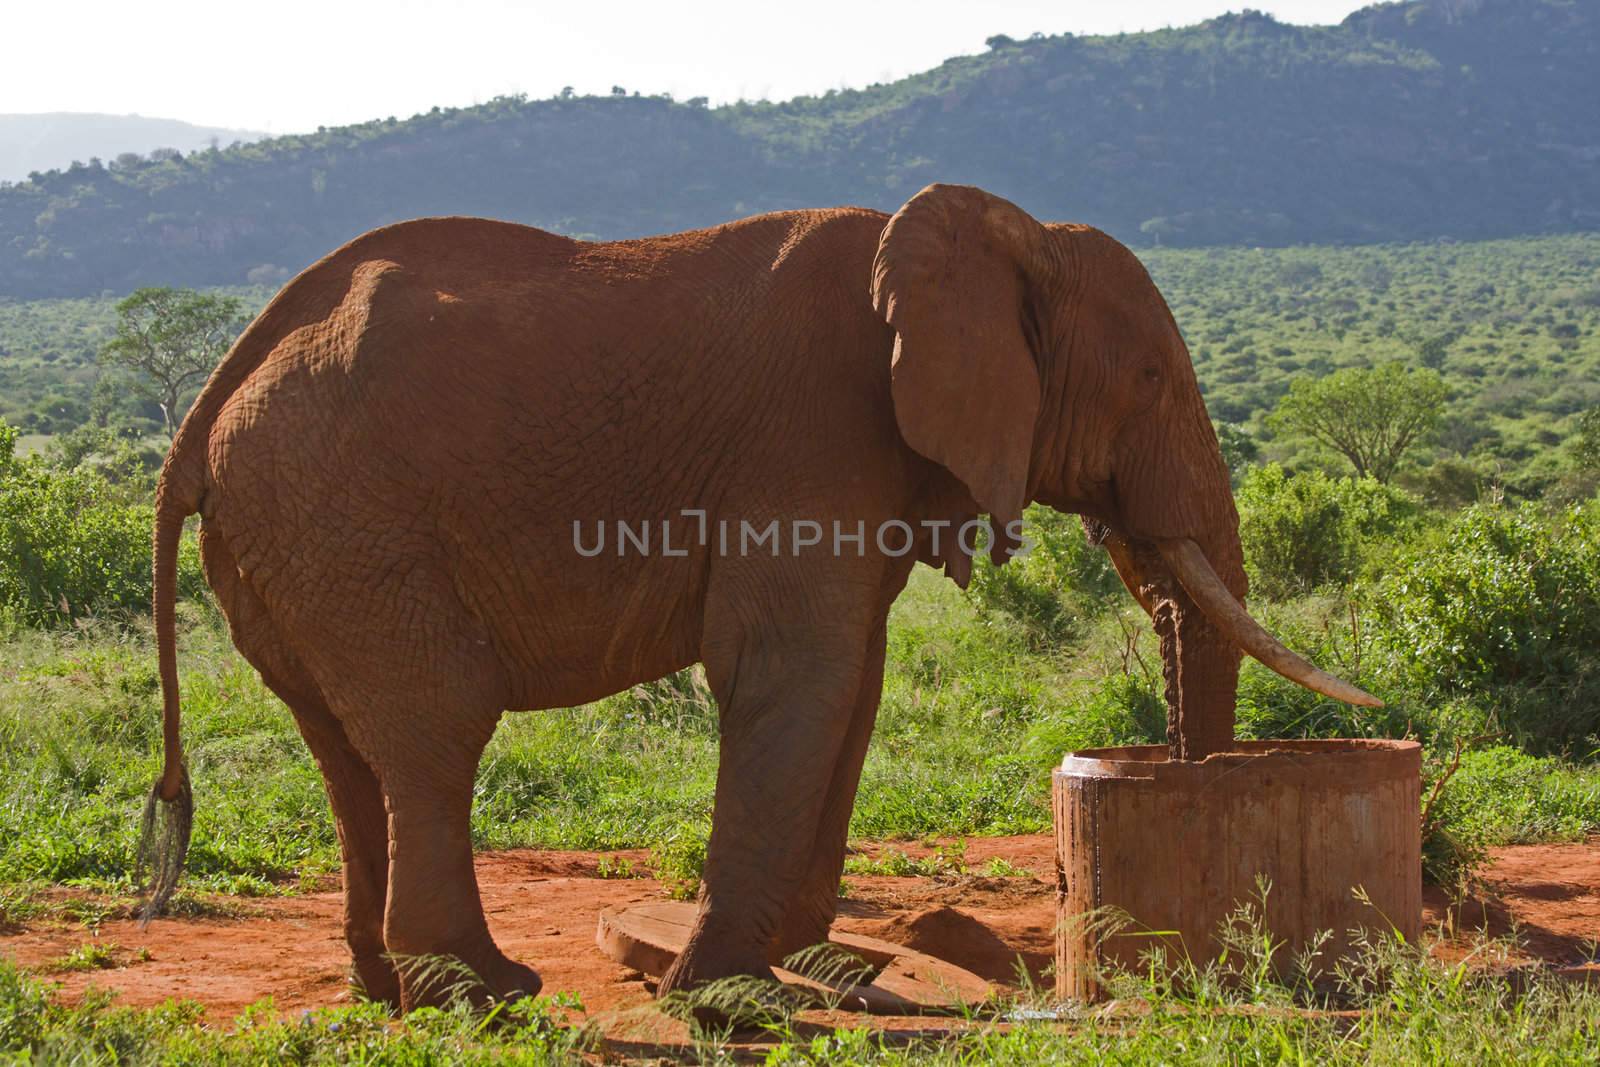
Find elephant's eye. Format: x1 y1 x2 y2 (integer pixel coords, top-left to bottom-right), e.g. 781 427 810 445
1142 365 1161 384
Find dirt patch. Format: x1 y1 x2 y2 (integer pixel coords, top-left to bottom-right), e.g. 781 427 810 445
3 836 1596 1033
1 847 663 1021
1423 836 1600 981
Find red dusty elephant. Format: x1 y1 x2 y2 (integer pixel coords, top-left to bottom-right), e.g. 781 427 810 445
137 184 1376 1010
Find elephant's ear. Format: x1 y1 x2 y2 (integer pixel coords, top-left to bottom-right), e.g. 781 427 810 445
872 184 1053 535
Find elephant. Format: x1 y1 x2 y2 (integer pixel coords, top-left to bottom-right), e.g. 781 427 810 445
137 183 1376 1010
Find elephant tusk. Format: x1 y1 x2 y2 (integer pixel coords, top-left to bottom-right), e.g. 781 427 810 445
1156 538 1383 708
1100 534 1156 616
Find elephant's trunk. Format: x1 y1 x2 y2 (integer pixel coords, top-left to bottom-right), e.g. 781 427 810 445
1157 538 1382 710
1155 598 1239 761
1153 526 1245 761
1101 524 1378 761
1099 527 1242 759
1095 338 1378 758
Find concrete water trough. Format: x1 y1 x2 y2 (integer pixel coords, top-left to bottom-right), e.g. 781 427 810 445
1053 738 1421 1000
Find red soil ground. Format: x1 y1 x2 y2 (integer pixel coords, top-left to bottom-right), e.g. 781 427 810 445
3 836 1596 1045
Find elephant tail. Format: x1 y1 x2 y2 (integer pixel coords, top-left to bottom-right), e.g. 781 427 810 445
132 228 412 922
137 457 200 924
131 232 342 922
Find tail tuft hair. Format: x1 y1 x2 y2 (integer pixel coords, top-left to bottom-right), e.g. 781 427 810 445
135 764 193 927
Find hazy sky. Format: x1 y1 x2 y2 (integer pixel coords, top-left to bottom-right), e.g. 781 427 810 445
6 1 1367 134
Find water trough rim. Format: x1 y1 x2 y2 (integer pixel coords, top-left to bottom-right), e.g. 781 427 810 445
1058 737 1421 780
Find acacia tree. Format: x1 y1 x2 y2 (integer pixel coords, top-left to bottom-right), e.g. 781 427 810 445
1269 362 1446 482
100 287 247 437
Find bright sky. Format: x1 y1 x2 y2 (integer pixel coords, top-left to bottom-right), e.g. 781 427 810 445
5 0 1367 135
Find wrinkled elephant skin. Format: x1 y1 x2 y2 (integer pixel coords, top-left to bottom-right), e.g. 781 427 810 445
142 184 1356 1009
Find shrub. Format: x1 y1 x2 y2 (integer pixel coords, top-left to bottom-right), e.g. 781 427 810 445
651 820 709 901
1373 501 1600 690
967 506 1122 646
0 418 203 624
1236 463 1419 599
1230 596 1412 742
1370 500 1600 752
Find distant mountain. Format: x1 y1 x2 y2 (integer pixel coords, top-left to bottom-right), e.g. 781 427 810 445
0 113 267 183
1 0 1595 298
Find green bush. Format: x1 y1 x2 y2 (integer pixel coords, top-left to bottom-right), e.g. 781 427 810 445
1373 501 1600 691
0 418 203 624
1229 596 1413 742
1237 463 1420 599
1370 500 1600 752
967 506 1122 646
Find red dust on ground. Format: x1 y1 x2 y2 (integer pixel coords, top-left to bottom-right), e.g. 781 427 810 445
3 836 1597 1039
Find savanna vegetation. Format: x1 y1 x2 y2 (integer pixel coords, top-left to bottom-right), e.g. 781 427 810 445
2 233 1599 1056
2 934 1598 1063
2 0 1596 297
6 230 1596 501
3 113 1600 1066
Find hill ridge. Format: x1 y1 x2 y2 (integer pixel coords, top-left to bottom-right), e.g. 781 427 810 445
1 0 1595 298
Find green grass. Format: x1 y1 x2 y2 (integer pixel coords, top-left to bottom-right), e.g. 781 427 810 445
0 569 1073 893
843 840 978 879
3 933 1598 1063
1431 748 1600 847
4 558 1599 898
0 610 335 891
2 481 1598 1062
43 941 119 974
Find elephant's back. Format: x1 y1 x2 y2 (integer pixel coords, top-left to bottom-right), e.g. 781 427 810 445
200 204 893 559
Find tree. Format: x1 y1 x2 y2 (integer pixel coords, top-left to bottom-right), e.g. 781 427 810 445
1268 362 1445 482
1576 406 1600 471
1213 420 1259 481
99 287 247 438
1139 216 1175 246
1409 328 1458 370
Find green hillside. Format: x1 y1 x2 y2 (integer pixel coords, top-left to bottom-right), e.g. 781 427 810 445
1 0 1596 298
1146 234 1600 496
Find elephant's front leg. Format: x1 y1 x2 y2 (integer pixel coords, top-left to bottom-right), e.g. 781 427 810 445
658 624 870 996
767 618 888 963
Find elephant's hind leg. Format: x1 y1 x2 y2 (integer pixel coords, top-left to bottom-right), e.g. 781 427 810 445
282 686 398 1006
311 600 540 1012
200 522 397 1005
366 698 541 1010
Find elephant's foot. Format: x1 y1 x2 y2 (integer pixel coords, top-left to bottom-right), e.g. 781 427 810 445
479 951 543 1004
766 893 836 967
657 914 777 1003
396 940 542 1011
351 953 401 1010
